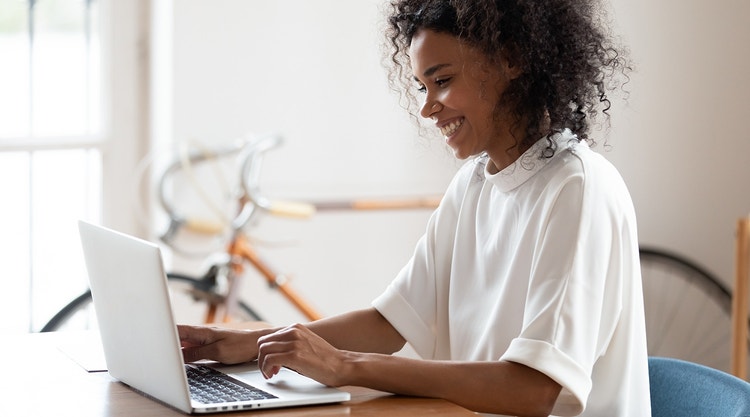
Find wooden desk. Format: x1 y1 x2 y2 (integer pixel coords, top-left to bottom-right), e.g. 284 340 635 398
3 332 475 416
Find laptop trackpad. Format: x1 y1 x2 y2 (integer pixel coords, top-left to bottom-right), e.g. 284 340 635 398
216 363 344 398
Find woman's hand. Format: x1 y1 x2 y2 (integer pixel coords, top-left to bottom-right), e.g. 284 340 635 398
178 324 275 364
257 323 353 387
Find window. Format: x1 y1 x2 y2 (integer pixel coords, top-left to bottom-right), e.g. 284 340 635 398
0 0 105 332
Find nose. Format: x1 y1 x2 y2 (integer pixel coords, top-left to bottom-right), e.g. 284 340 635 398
420 98 443 119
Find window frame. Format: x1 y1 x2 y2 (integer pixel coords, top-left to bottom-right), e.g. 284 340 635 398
0 0 150 332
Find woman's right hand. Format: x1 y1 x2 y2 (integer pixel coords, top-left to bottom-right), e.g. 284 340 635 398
178 324 276 364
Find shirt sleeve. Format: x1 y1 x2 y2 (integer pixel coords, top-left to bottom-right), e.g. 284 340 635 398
371 233 439 358
372 162 473 360
500 155 631 416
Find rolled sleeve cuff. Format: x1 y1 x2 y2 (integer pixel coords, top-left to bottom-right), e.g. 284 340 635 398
372 286 436 359
501 338 591 416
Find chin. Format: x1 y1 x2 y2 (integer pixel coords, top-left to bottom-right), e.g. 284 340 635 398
446 135 479 160
449 145 476 161
450 149 469 160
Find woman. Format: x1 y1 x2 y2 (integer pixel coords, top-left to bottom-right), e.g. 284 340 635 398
179 0 648 415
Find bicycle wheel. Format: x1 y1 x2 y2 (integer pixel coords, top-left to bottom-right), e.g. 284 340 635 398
39 273 262 332
640 247 750 374
39 290 96 332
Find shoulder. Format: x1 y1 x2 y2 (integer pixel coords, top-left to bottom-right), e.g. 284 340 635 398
541 136 628 190
568 142 629 194
549 140 635 218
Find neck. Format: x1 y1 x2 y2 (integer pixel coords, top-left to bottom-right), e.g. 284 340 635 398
485 131 528 174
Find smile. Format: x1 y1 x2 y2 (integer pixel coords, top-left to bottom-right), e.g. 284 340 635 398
440 118 464 137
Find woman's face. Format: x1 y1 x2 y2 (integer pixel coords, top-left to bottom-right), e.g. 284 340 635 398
409 29 519 172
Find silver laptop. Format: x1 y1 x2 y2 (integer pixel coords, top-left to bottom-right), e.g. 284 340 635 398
78 221 350 414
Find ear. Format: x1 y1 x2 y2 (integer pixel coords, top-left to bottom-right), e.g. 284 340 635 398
500 45 523 80
502 58 523 80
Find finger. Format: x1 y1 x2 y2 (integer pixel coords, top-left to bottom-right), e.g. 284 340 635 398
257 323 308 345
257 339 296 362
260 364 281 380
257 339 299 379
259 351 293 380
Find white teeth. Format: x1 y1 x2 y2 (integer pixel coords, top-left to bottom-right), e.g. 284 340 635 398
440 119 463 137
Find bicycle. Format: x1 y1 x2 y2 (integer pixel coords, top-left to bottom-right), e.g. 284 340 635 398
41 134 441 331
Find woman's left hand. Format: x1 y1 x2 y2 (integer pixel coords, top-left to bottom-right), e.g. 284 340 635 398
257 323 352 387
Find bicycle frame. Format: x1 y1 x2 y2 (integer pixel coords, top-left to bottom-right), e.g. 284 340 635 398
226 233 322 321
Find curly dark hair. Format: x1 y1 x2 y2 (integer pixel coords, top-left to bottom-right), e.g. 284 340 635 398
384 0 631 155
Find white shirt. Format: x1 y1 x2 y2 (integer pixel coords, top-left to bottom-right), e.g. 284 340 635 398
372 130 650 416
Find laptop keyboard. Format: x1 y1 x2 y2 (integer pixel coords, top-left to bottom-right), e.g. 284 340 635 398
186 364 278 404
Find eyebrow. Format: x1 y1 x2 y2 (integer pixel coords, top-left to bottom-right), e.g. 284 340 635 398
414 63 452 82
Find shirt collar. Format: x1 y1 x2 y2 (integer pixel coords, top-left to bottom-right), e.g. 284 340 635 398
484 129 580 192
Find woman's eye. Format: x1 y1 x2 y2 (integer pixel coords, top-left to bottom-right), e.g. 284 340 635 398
414 77 450 94
435 77 450 87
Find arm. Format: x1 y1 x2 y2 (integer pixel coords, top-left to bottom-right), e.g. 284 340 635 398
349 355 561 417
179 311 560 415
305 307 406 354
178 324 280 364
178 307 404 363
257 323 561 417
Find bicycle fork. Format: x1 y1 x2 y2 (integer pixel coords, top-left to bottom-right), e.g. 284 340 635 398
227 235 322 322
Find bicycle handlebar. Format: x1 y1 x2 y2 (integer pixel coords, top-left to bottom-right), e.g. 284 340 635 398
237 135 316 222
158 134 316 245
156 133 441 248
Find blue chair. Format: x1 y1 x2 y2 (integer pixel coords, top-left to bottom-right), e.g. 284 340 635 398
648 356 750 417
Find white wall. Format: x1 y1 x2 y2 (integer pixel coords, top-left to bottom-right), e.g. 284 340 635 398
151 0 458 325
605 0 750 286
151 0 750 325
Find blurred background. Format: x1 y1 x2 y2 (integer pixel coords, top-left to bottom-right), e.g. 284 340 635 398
1 0 749 369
